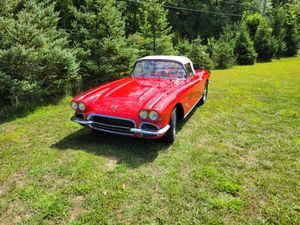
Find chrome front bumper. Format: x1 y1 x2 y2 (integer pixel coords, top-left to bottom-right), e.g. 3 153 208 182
130 125 170 136
71 116 170 136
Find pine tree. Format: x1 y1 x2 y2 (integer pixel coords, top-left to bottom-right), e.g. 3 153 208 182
0 0 78 106
269 6 287 57
137 0 175 56
70 0 137 86
234 25 257 65
283 4 299 56
254 23 277 61
187 37 214 70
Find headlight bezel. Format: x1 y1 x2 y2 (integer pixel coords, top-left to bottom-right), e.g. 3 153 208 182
71 101 78 110
139 110 148 119
149 110 158 121
78 102 86 111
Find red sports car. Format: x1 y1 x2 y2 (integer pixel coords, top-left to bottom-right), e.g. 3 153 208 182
70 56 210 143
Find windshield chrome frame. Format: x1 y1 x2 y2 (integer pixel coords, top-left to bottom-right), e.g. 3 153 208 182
131 59 188 80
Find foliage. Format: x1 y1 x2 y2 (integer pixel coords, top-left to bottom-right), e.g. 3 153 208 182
0 0 78 106
70 0 136 86
175 39 192 56
244 13 264 39
234 25 257 65
135 0 175 56
254 22 277 61
208 38 235 69
208 26 236 69
269 6 287 57
283 4 299 56
187 37 214 70
166 0 261 40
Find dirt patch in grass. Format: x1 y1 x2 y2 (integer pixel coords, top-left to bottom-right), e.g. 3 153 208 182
68 195 85 222
105 156 118 171
1 124 17 132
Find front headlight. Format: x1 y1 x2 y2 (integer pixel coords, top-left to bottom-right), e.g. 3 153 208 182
139 110 148 119
71 101 78 110
78 102 86 111
149 111 158 121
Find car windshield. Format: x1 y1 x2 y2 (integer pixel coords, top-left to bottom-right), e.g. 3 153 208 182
131 60 186 79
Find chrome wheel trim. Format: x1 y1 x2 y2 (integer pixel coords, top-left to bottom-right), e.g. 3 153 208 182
203 86 207 102
172 109 176 138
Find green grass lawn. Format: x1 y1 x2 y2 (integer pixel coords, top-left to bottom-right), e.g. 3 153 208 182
0 57 299 224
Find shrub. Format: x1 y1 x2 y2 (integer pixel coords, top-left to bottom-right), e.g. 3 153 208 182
175 39 192 56
0 1 78 106
244 13 264 39
208 39 235 69
283 4 299 56
269 6 287 57
134 0 176 56
187 37 214 70
208 26 236 69
254 23 277 61
234 25 257 65
70 0 136 87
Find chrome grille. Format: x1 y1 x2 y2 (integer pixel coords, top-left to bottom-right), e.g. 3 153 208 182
89 115 135 135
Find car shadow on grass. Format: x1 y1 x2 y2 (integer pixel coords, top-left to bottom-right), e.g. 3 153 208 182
51 128 170 168
52 104 200 169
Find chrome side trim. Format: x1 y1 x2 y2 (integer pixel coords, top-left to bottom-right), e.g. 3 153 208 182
184 94 202 119
130 124 170 136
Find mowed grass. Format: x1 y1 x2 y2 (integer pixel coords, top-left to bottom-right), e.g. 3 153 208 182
0 57 299 224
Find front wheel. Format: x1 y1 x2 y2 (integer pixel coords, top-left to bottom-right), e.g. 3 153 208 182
162 107 177 143
198 82 208 106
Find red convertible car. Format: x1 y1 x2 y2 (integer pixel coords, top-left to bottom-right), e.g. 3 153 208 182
70 56 210 143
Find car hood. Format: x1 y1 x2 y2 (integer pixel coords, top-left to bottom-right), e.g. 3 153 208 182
77 77 185 116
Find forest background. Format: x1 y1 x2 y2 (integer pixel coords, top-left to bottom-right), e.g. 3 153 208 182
0 0 299 116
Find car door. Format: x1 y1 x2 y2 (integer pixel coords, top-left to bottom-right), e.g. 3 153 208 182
185 63 202 109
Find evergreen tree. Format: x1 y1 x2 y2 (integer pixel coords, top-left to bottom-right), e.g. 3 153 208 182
234 25 257 65
269 6 287 57
283 4 299 56
136 0 175 56
0 0 78 106
245 13 264 39
187 37 214 70
175 39 192 56
254 23 277 61
70 0 136 86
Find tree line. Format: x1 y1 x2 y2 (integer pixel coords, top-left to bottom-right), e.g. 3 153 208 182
0 0 299 113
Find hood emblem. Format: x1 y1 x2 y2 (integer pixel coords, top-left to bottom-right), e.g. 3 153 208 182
111 104 119 110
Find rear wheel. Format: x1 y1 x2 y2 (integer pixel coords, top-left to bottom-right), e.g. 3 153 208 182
162 107 177 143
198 82 208 106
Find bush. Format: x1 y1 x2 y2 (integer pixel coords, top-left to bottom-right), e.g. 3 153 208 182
70 0 136 87
175 39 192 56
283 4 299 56
208 26 236 69
245 13 264 39
208 39 235 69
187 37 214 70
0 1 78 106
134 0 176 56
269 6 287 58
234 25 257 65
254 23 277 61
